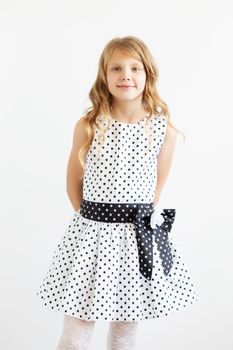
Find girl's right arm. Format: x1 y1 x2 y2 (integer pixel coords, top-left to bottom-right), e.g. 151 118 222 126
66 117 88 212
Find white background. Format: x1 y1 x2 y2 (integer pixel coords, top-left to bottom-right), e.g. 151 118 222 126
1 0 233 349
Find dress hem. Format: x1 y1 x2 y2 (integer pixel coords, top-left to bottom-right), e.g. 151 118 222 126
37 296 199 322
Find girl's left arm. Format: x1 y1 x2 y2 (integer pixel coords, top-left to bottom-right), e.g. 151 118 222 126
153 124 178 206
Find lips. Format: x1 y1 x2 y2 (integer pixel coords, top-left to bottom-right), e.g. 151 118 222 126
117 85 135 88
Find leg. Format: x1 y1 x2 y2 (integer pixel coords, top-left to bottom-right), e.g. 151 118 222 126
56 314 95 350
106 320 139 350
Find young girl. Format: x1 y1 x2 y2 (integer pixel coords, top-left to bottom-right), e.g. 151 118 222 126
37 36 198 350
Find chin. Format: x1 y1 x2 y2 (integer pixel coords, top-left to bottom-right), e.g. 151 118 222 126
113 92 140 99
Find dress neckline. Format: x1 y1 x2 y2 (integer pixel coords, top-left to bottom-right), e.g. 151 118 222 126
110 114 149 126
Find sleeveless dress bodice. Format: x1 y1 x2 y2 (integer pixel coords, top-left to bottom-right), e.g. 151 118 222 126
83 114 168 203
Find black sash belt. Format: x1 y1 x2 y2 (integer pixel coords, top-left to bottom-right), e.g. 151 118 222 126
79 199 176 281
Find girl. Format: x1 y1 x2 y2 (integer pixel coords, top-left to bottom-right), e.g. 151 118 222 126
37 36 198 350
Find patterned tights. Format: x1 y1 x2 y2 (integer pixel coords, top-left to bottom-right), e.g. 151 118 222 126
56 314 139 350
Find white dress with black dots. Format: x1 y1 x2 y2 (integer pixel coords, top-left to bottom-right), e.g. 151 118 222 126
37 114 199 322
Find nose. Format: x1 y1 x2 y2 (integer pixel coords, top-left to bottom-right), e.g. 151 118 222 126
120 68 131 81
121 75 131 81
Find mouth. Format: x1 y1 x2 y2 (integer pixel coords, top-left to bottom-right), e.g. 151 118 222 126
117 85 136 89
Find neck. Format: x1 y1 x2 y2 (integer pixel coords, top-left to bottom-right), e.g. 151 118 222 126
110 100 147 123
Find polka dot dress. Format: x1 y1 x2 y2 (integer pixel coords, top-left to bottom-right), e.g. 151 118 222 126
37 114 199 321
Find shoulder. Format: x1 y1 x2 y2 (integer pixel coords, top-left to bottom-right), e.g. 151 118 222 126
153 114 167 128
74 115 88 132
72 116 88 148
156 115 178 139
153 115 178 155
161 121 178 152
74 116 88 136
165 122 178 141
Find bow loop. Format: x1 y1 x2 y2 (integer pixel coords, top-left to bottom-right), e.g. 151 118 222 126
160 209 176 233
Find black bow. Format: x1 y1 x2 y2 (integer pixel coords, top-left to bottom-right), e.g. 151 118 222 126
133 209 176 281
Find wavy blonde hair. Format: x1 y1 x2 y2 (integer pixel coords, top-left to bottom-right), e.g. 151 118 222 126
78 35 185 173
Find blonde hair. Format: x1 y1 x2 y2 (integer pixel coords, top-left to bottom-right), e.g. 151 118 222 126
78 35 185 173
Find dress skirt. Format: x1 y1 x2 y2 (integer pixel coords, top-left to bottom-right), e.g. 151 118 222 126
36 206 199 322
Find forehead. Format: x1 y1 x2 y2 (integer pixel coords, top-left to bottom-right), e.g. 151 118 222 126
107 49 143 65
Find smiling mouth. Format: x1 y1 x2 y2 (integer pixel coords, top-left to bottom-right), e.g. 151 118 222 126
117 86 135 88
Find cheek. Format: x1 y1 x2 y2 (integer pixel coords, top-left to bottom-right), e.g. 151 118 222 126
106 73 115 86
138 75 146 88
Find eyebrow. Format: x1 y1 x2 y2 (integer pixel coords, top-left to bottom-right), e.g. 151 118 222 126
109 62 144 66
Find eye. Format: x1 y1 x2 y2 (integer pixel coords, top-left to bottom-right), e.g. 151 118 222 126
111 66 142 72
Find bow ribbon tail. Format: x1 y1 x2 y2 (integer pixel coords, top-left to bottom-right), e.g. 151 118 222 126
153 209 176 277
133 209 176 281
153 226 173 276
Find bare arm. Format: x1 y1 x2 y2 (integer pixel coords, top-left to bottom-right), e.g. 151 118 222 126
66 117 88 212
153 123 178 207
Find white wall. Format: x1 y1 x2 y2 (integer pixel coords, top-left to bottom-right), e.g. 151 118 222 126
1 0 232 349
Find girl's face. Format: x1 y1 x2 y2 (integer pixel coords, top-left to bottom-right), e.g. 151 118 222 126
106 49 146 104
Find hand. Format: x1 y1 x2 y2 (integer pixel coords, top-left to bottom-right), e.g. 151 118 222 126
150 204 164 229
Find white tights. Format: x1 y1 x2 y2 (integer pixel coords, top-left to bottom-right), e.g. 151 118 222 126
56 314 138 350
106 320 139 350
